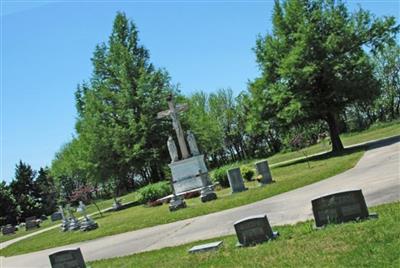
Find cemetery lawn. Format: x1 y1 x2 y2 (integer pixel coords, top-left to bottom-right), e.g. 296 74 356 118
0 148 364 256
89 201 400 268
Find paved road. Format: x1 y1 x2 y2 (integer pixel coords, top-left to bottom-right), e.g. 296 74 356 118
2 137 399 268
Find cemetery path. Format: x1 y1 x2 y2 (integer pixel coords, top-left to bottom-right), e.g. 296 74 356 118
2 137 399 268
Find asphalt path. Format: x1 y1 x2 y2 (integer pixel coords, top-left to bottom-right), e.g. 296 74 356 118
2 137 399 268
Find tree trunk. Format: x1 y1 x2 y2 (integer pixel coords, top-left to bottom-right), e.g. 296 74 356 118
326 112 344 152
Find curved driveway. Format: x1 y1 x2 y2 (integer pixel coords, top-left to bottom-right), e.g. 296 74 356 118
2 137 399 268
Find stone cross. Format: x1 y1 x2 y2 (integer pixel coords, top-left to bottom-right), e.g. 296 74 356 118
157 94 190 159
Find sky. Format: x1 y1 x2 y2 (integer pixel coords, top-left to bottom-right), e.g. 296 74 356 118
1 0 399 183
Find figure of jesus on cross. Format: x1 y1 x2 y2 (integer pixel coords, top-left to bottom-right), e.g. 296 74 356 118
157 94 190 160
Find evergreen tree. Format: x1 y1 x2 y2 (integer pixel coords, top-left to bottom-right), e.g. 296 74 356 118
252 0 399 151
35 167 58 215
71 12 173 188
10 161 41 220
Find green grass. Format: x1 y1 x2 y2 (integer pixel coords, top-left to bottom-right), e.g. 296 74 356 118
0 148 364 256
90 202 400 268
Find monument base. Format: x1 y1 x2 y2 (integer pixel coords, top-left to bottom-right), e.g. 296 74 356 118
80 216 98 232
200 186 217 202
169 195 187 212
169 155 210 194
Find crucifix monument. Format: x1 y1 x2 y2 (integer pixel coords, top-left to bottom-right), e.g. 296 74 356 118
158 94 217 211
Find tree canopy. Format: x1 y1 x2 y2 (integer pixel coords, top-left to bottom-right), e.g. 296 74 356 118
251 0 399 151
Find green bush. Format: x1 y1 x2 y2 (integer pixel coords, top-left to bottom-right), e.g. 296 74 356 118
212 167 230 187
241 166 255 181
137 181 172 204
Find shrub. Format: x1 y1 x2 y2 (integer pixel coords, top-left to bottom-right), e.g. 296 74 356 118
137 181 172 204
241 166 255 181
212 167 230 187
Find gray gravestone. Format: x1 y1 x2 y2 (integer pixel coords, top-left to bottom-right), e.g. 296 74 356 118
51 212 63 222
25 216 40 231
188 241 223 253
234 214 278 247
312 189 375 227
49 248 86 268
256 160 273 184
227 168 247 193
2 225 16 235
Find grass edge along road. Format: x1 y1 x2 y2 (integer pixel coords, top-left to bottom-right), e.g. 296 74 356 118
89 202 400 268
0 148 364 257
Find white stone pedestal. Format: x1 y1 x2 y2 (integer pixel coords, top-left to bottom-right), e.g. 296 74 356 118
169 155 210 194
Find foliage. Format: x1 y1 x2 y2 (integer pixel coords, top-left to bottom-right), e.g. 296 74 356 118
211 167 230 187
9 161 42 221
0 181 20 225
241 166 255 181
35 167 58 216
137 181 172 204
251 0 399 152
51 12 174 196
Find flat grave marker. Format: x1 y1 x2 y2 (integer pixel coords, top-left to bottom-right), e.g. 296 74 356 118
49 248 86 268
312 189 376 227
234 214 278 247
188 241 223 254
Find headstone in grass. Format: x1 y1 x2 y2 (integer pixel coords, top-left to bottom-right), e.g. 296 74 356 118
312 189 377 227
188 241 223 253
2 224 16 235
234 214 278 247
227 168 247 193
49 248 86 268
51 212 63 222
255 160 273 185
25 216 40 231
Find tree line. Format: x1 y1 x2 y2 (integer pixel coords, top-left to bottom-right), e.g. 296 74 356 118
1 1 399 225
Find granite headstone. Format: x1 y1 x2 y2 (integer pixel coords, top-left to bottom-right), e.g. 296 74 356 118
255 160 273 184
234 214 278 247
312 189 374 227
49 248 86 268
25 216 40 231
51 212 63 222
2 225 16 235
227 168 247 193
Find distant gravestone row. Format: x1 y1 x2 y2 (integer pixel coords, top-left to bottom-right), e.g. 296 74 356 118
188 189 376 254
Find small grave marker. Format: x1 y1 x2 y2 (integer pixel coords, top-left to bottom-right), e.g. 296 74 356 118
51 212 63 222
234 214 278 247
188 241 223 253
312 189 376 227
49 248 86 268
25 216 40 231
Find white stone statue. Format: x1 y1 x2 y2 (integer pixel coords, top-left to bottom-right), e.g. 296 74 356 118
187 130 200 156
167 136 179 162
